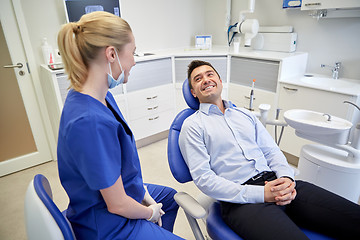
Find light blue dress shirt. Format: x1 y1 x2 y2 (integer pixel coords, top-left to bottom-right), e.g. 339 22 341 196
179 100 294 204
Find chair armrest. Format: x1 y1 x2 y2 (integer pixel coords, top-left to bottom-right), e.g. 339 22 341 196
174 192 207 219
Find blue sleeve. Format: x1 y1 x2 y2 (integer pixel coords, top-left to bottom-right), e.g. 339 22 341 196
65 115 122 190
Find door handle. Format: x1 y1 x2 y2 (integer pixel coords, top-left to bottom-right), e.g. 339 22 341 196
3 63 23 69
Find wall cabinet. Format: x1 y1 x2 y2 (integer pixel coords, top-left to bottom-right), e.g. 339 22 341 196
301 0 360 10
278 82 358 157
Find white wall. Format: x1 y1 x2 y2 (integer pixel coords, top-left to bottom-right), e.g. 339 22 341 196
121 0 206 52
20 0 360 80
20 0 206 68
204 0 360 80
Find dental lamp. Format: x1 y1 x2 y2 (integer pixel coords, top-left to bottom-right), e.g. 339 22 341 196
229 0 259 47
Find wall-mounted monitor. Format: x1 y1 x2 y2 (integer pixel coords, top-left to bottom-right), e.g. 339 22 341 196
63 0 121 22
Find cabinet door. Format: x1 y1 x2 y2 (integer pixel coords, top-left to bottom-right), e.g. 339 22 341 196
230 57 279 93
126 57 172 92
278 83 356 157
229 83 276 111
174 56 227 83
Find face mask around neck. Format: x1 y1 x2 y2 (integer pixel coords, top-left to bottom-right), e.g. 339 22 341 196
107 49 125 89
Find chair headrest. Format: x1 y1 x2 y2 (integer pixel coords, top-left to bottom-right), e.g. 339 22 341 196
182 79 200 110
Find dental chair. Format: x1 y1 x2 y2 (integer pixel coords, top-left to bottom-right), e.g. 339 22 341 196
24 174 75 240
167 79 334 240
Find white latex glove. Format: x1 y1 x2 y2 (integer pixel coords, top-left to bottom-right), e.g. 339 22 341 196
142 185 165 227
147 203 163 224
142 185 157 205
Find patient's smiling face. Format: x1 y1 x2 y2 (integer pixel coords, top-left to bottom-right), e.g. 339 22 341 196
190 65 223 104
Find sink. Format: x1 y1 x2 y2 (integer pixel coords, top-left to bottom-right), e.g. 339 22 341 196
301 76 356 89
284 109 353 145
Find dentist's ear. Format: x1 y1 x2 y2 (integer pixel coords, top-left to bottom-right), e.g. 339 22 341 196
105 46 116 62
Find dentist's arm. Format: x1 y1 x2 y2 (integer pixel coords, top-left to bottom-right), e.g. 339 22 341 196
100 176 162 222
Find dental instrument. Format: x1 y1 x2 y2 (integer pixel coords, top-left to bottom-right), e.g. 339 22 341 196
249 79 256 111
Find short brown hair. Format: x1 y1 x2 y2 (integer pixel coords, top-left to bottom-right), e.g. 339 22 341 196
187 60 220 89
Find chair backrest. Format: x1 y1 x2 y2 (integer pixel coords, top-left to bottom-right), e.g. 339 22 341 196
182 78 200 110
24 174 75 240
167 79 199 183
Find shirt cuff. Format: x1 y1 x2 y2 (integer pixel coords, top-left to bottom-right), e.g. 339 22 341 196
243 185 264 203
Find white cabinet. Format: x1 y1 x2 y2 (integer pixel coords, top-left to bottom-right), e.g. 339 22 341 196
40 66 70 142
301 0 360 10
228 83 276 111
127 84 175 140
174 56 228 112
229 57 279 115
278 82 358 157
125 57 175 141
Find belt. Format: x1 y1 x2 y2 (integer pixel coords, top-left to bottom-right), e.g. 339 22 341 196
243 171 276 186
251 171 274 181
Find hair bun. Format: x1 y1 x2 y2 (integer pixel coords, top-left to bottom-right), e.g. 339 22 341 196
72 23 82 34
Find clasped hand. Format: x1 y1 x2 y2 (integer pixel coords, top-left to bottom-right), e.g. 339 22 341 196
264 177 296 206
142 185 165 226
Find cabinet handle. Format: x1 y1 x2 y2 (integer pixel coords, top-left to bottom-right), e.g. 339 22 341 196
146 95 158 100
149 116 159 121
244 96 256 100
283 86 298 92
147 106 159 110
304 2 321 7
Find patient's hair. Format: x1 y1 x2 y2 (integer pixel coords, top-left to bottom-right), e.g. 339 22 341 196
187 60 220 89
57 11 132 91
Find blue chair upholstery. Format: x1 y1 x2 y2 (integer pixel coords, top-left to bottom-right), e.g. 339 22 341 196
24 174 75 240
167 78 334 240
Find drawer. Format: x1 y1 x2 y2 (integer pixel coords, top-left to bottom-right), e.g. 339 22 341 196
129 110 176 140
127 84 175 109
128 99 175 121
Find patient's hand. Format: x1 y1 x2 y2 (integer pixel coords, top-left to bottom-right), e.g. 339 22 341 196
264 178 296 205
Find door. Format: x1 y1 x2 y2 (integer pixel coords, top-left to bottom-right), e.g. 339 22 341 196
0 0 51 176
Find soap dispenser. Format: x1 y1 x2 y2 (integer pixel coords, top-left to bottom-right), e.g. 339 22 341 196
41 37 54 65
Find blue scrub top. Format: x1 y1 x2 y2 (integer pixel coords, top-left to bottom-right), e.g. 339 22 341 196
57 89 145 239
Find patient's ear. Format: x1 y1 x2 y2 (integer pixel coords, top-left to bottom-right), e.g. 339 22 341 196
190 89 197 98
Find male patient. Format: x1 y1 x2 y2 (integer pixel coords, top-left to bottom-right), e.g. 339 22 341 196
179 60 360 240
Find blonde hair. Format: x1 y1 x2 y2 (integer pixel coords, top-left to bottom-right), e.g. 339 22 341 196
57 11 132 91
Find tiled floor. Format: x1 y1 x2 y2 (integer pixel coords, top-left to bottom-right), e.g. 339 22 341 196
0 139 204 240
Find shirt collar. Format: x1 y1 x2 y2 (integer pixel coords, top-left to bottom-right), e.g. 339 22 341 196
199 100 234 115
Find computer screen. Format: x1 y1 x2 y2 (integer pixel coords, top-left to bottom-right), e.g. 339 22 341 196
63 0 121 22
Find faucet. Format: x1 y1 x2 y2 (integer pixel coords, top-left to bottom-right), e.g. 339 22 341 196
320 62 341 79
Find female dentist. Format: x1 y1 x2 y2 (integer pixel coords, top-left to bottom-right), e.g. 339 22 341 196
57 11 183 240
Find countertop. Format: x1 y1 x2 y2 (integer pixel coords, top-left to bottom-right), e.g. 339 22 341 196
134 45 308 62
280 74 360 96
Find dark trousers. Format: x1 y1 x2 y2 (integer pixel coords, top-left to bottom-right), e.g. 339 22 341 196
220 173 360 240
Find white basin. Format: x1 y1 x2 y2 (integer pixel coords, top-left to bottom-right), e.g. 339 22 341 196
301 76 356 90
284 109 353 145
